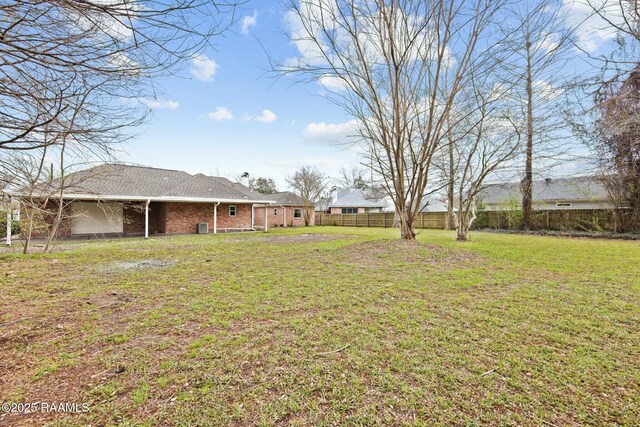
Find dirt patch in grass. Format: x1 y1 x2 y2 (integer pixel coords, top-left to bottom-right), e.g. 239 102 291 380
337 239 480 269
224 233 357 244
102 259 176 272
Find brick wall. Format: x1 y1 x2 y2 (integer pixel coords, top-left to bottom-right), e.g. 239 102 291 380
253 205 313 227
165 202 252 234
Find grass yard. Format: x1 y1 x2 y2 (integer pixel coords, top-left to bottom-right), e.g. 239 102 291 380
1 227 639 426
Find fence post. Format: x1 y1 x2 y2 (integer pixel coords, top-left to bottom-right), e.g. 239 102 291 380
546 211 550 229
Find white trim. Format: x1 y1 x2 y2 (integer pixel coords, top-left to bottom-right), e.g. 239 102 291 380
42 193 276 205
144 199 150 239
229 204 236 217
5 205 11 246
213 201 220 235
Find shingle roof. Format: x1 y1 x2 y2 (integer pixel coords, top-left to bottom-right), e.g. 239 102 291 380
480 176 609 205
328 188 387 208
56 164 271 202
420 198 449 212
258 191 307 206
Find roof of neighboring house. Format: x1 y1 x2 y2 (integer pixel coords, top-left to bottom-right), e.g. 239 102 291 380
258 191 307 206
480 176 609 205
45 164 273 203
420 198 449 213
328 188 387 209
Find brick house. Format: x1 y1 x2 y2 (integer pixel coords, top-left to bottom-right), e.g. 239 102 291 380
253 192 314 227
19 164 277 238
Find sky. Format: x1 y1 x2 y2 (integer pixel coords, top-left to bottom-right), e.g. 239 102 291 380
121 2 362 190
119 0 624 191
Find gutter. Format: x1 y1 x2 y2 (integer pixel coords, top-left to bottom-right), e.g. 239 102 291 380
22 193 277 205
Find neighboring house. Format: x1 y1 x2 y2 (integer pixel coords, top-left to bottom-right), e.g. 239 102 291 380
419 197 449 213
14 164 278 238
318 188 387 214
480 176 614 211
253 191 313 227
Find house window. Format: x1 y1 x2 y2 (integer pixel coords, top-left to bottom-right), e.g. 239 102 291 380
556 203 572 207
274 209 278 216
341 208 358 214
294 208 302 218
229 205 236 217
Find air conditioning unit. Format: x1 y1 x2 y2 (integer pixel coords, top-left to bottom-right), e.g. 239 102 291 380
197 222 208 234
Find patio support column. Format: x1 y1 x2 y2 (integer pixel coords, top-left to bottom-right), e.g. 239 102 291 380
5 201 11 246
251 205 255 229
264 205 268 232
213 202 220 235
144 199 150 239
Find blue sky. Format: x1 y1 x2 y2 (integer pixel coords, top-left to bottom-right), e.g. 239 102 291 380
121 2 360 189
120 0 623 190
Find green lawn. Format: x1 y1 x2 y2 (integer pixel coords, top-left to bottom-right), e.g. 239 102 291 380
1 227 638 426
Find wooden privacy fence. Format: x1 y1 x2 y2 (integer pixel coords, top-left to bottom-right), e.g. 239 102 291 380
474 209 620 232
317 209 623 232
316 212 447 229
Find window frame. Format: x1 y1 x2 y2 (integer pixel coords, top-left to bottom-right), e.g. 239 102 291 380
229 205 237 217
341 208 358 214
293 208 302 218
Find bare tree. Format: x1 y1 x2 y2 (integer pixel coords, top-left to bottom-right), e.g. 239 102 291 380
249 177 278 194
287 166 330 225
567 0 639 231
496 0 576 230
338 166 368 190
594 67 640 231
1 0 240 249
447 81 523 241
1 0 239 151
281 0 508 239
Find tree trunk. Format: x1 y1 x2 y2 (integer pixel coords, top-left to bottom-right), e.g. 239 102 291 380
522 32 534 230
21 209 33 254
447 138 455 230
44 199 64 253
303 206 312 226
456 211 468 241
456 198 477 242
399 209 416 240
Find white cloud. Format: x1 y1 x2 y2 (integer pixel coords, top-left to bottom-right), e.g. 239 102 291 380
140 98 180 110
245 109 277 123
319 75 347 91
533 80 563 101
207 107 234 121
190 54 218 81
562 0 624 53
534 32 560 53
303 119 359 145
241 10 258 35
